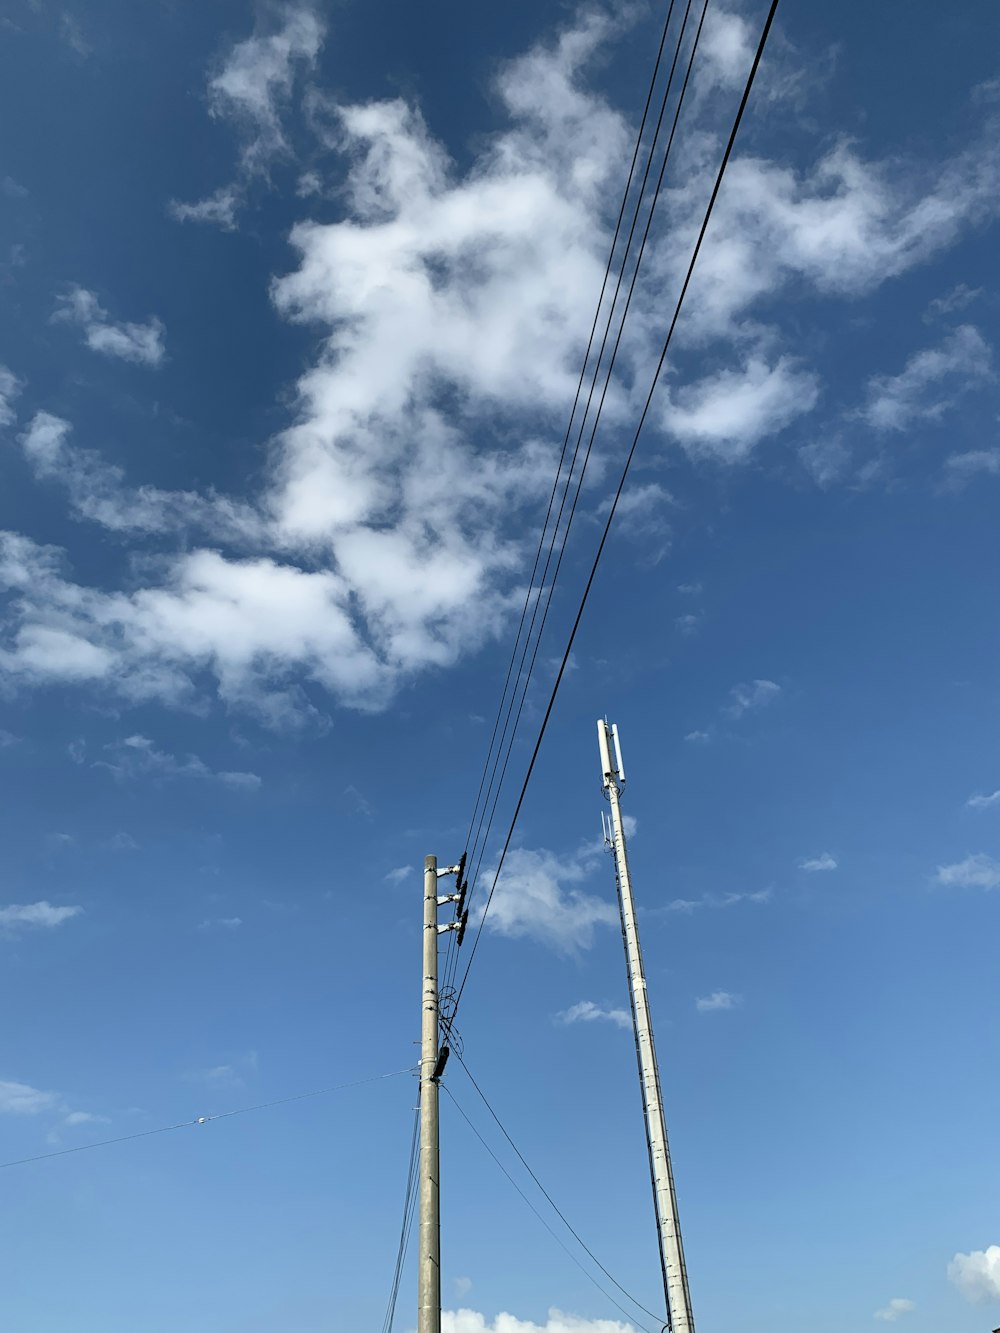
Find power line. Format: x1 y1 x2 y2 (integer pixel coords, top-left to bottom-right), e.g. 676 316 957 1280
442 1081 664 1333
0 1066 416 1171
381 1090 422 1333
454 1051 668 1328
458 0 698 933
452 1 707 1011
453 0 781 1016
457 0 682 909
458 0 705 937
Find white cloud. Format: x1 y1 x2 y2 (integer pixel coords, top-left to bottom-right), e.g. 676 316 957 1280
0 1079 100 1137
556 1000 631 1031
97 735 261 790
696 990 741 1012
684 730 711 743
799 853 837 872
0 1079 61 1115
168 187 241 230
862 324 992 431
968 790 1000 810
0 902 83 933
17 413 266 539
6 10 1000 724
874 1297 916 1322
452 1278 473 1300
108 831 139 852
725 678 781 718
663 355 820 462
209 3 323 173
384 866 411 885
934 853 1000 890
198 917 243 930
443 1313 637 1333
52 287 165 367
948 1245 1000 1304
946 448 1000 484
478 843 616 954
924 282 981 321
62 1110 109 1129
170 5 324 225
0 364 22 427
666 888 771 913
674 612 702 635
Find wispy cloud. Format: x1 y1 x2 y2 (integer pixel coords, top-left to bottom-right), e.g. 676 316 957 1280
384 866 411 886
924 282 981 321
0 1077 98 1130
478 842 616 954
664 356 819 463
555 1000 631 1031
967 790 1000 810
666 889 771 913
674 612 703 636
934 853 1000 890
0 364 22 427
948 1245 1000 1304
52 286 165 367
725 679 782 719
862 324 993 431
696 990 742 1013
198 917 243 931
799 852 837 872
168 187 240 230
97 736 261 790
0 902 82 934
945 448 1000 485
874 1297 916 1322
170 4 324 226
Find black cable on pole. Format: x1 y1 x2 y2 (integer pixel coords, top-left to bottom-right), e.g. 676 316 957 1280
442 1081 661 1333
454 1050 667 1328
381 1092 422 1333
453 0 782 1016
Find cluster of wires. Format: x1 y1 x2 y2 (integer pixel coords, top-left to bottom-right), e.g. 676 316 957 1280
440 0 709 1011
444 0 780 1024
380 1090 422 1333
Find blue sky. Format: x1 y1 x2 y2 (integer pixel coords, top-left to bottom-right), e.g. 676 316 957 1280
1 1 999 1330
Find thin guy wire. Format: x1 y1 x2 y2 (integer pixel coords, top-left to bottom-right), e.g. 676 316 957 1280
0 1066 417 1171
454 0 781 1015
455 1050 667 1327
460 0 700 924
459 0 679 883
442 1082 660 1333
381 1091 422 1333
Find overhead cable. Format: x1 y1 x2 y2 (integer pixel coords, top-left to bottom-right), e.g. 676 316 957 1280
453 0 782 1016
442 1081 663 1333
0 1066 416 1171
454 1051 667 1328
